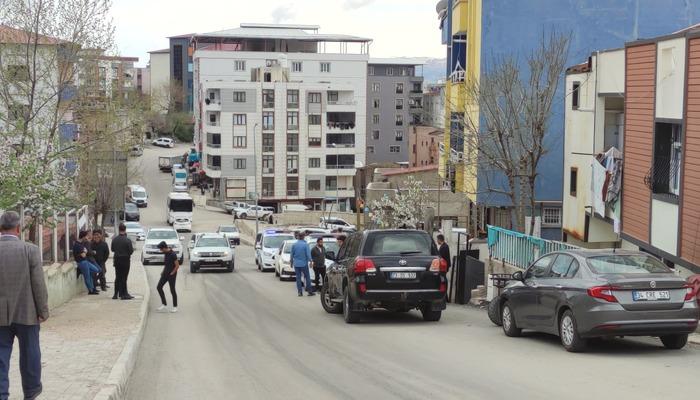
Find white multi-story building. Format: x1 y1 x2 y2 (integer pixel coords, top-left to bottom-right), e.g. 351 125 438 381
192 24 371 211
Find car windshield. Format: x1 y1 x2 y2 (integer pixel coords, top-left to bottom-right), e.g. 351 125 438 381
364 232 436 256
219 226 238 233
587 254 672 274
196 237 228 247
283 242 294 254
125 203 138 212
133 191 146 198
264 235 293 249
125 222 141 229
147 230 178 240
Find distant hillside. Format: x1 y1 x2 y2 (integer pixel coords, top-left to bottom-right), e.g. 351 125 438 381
422 58 446 83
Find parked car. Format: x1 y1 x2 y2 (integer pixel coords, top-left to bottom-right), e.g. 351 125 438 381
123 222 146 241
152 137 174 148
126 184 148 207
275 240 297 280
319 216 356 232
322 229 447 323
234 204 273 221
217 225 240 246
129 145 143 157
224 201 249 215
120 202 140 222
255 230 294 272
494 250 699 352
141 227 183 265
189 233 234 273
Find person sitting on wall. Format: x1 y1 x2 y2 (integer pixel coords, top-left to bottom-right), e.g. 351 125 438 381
72 231 101 295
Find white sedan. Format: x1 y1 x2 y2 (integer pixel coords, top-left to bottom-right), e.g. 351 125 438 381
152 137 175 148
124 222 146 241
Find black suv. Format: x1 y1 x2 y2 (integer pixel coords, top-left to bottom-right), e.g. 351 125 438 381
321 230 447 323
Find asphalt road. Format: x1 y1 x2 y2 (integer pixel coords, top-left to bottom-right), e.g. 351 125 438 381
125 144 699 400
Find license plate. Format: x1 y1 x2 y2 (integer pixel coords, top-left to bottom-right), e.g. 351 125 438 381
389 272 417 280
632 290 670 301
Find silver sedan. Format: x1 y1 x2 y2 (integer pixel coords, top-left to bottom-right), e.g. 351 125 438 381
123 222 146 241
495 250 699 352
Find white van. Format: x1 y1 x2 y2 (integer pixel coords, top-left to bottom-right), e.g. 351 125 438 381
126 185 148 207
166 192 193 231
282 204 309 212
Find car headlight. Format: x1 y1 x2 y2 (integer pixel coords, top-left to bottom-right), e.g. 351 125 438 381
223 250 230 257
191 251 200 257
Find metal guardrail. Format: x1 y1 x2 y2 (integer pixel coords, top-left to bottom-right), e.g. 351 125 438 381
487 225 579 270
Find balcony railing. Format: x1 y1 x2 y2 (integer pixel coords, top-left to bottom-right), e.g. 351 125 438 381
327 121 355 130
287 102 299 109
326 143 354 148
263 101 275 108
287 124 299 131
488 225 579 270
261 189 275 198
263 145 274 152
326 164 355 170
286 190 299 196
208 164 221 171
206 141 221 148
644 156 681 197
286 145 299 152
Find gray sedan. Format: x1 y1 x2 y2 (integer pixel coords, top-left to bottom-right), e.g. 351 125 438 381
496 250 699 352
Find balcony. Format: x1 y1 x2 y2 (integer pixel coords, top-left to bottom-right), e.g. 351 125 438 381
325 164 355 170
262 145 275 153
204 97 221 111
286 145 299 152
326 112 356 131
286 189 299 197
206 133 221 148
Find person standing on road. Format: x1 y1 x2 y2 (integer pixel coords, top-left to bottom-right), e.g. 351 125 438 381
290 233 315 297
156 242 179 313
0 211 49 400
437 234 451 272
311 237 327 289
111 224 134 300
73 231 101 295
92 229 110 292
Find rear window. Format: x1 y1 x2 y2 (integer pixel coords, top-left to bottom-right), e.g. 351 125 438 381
587 255 672 274
363 232 437 256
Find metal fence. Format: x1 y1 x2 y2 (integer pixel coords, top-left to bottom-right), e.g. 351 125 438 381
487 225 579 270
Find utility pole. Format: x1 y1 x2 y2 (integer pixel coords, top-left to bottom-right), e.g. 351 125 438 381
253 123 259 239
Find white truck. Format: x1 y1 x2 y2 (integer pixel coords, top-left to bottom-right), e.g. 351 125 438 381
166 192 193 232
233 204 273 221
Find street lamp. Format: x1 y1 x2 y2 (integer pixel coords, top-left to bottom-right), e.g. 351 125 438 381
253 122 259 239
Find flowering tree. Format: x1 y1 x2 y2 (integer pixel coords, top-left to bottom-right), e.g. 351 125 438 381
370 176 433 229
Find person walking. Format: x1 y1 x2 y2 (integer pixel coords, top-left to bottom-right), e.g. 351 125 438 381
73 231 101 295
156 242 179 313
110 223 134 300
436 234 451 272
0 211 49 400
91 229 110 292
290 233 315 297
311 237 327 289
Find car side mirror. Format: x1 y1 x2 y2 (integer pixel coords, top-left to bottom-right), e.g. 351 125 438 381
512 271 524 282
326 251 336 261
255 244 262 250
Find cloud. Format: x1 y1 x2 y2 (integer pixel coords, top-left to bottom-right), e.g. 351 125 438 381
271 5 295 23
344 0 375 10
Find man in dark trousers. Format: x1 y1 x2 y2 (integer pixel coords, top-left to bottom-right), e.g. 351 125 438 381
81 230 100 291
92 229 110 292
437 234 451 272
0 211 49 400
111 223 134 300
156 241 179 313
310 237 327 289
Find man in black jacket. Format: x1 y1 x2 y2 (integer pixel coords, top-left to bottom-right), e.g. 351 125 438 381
92 229 110 291
110 223 134 300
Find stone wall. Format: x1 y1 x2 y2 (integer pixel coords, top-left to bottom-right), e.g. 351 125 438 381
44 262 84 311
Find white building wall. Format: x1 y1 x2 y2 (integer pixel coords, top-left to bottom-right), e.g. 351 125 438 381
597 50 625 94
655 37 686 120
651 198 679 256
149 52 170 112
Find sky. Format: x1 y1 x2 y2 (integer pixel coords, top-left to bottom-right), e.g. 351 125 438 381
110 0 445 68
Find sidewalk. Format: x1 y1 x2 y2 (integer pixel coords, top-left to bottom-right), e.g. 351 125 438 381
7 253 148 400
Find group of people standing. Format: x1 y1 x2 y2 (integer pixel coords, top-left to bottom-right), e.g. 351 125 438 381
289 233 346 297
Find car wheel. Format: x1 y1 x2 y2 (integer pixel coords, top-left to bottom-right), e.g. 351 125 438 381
343 288 361 323
321 285 342 314
660 334 688 350
420 304 442 322
190 263 196 273
501 302 521 337
227 264 234 273
559 309 587 352
488 298 503 326
240 213 247 219
275 268 280 277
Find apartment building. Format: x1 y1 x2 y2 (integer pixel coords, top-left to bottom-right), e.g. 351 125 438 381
365 59 424 164
169 33 194 113
193 24 370 212
148 48 170 112
423 82 445 129
409 125 442 168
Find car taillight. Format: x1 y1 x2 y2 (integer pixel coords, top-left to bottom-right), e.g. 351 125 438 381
587 286 618 303
439 282 447 293
683 284 697 302
354 258 376 273
430 258 448 273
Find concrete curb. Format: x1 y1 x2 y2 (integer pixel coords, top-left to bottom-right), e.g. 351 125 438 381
690 333 700 345
92 263 150 400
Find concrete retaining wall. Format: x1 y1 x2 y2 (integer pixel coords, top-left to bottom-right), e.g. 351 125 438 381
274 211 357 226
44 262 84 311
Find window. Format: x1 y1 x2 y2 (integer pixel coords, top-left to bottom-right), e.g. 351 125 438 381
395 114 404 126
309 114 321 125
233 136 247 148
173 45 183 80
371 82 380 92
367 145 375 154
525 255 555 279
320 62 331 73
548 255 577 278
234 159 246 169
542 208 562 226
287 112 299 130
7 65 31 81
571 81 580 109
262 111 274 130
373 99 380 109
233 114 246 125
287 177 299 196
207 154 221 170
650 122 682 197
368 66 374 76
308 179 321 191
372 130 380 140
262 177 274 197
395 130 403 141
286 133 299 152
372 114 380 124
287 155 299 173
262 154 274 169
325 176 338 190
396 99 404 110
262 133 274 152
207 133 221 147
308 92 321 103
234 60 246 71
390 146 400 153
287 90 299 108
387 67 394 76
309 158 321 168
233 91 246 102
262 89 275 108
292 61 303 72
400 68 407 76
208 113 218 126
569 167 578 196
309 137 321 147
327 91 338 103
208 91 216 101
396 83 404 94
